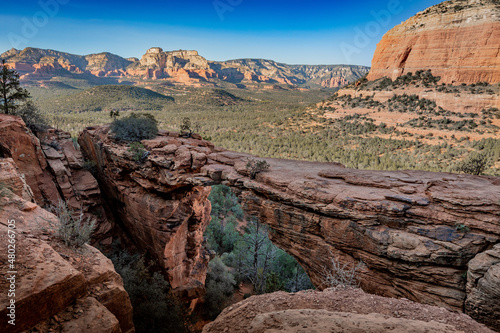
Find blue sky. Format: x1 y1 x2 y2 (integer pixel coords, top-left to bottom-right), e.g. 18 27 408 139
0 0 442 66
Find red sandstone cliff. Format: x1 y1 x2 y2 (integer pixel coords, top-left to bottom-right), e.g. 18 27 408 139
367 0 500 84
0 159 134 333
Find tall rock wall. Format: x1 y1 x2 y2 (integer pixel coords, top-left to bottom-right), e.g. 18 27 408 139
0 115 112 244
367 0 500 84
78 128 214 304
0 159 134 333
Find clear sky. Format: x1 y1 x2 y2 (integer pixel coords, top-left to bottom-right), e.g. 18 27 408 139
0 0 442 66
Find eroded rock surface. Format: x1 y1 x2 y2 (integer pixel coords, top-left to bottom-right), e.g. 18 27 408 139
79 126 500 329
202 288 494 333
367 0 500 84
0 114 112 244
466 244 500 331
0 159 134 333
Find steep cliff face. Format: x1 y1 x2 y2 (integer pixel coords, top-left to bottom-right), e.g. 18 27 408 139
78 128 214 302
79 126 500 330
0 159 134 333
367 0 500 84
0 115 112 244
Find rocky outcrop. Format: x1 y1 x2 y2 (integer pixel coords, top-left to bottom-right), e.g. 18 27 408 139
367 0 500 84
78 129 214 303
0 115 112 244
202 288 494 333
0 114 61 204
0 159 134 333
466 244 500 331
0 47 369 88
79 126 500 330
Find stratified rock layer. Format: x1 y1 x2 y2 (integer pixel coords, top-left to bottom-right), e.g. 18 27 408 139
367 0 500 84
78 128 213 301
0 115 112 244
202 288 493 333
79 126 500 330
0 159 134 333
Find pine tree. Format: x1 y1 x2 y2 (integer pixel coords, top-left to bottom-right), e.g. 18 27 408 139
0 59 30 115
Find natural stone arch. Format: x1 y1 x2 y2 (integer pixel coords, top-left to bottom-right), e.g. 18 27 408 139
78 126 500 329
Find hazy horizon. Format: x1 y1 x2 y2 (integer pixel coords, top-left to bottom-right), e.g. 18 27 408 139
0 0 443 66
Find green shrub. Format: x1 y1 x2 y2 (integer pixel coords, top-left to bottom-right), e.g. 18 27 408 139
128 142 148 163
82 159 97 173
246 159 270 179
49 201 96 247
456 152 490 175
180 117 192 136
204 257 236 319
12 101 49 133
110 249 188 333
455 223 470 233
110 113 158 142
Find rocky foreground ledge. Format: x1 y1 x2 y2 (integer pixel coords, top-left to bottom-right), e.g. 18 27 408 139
203 288 494 333
79 124 500 330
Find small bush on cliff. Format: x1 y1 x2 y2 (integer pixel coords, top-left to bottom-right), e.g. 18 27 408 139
11 101 49 133
128 142 149 163
246 159 270 179
49 201 96 247
110 113 158 142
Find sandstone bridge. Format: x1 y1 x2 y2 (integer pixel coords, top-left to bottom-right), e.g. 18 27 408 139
76 125 500 330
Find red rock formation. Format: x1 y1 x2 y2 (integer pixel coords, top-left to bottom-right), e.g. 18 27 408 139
0 159 134 333
466 244 500 330
78 129 214 303
79 126 500 330
203 288 494 333
0 115 112 244
0 114 61 203
367 0 500 84
2 47 368 88
321 77 349 88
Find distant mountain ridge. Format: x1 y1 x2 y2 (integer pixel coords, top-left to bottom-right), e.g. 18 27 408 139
0 47 369 89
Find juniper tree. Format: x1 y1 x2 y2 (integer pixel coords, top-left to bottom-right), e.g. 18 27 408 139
0 59 30 114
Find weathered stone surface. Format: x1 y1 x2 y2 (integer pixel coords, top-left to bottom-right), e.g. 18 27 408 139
0 165 134 332
0 114 61 203
203 288 493 333
78 127 213 300
60 297 121 333
367 0 500 84
0 115 112 244
79 126 500 330
466 244 500 331
0 158 34 201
